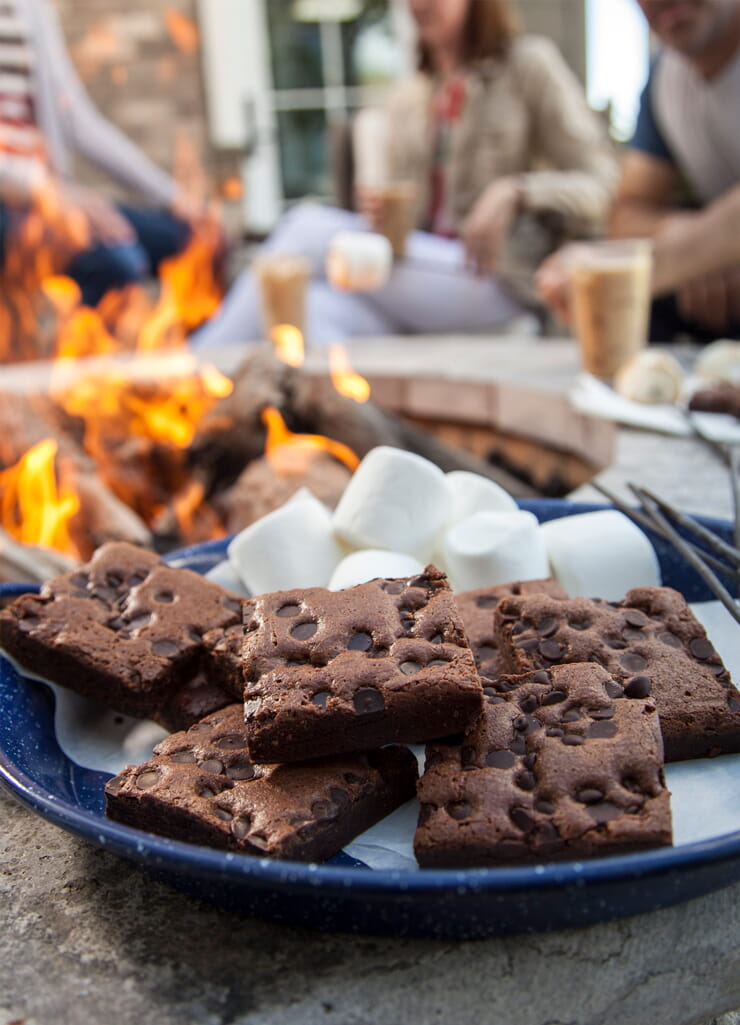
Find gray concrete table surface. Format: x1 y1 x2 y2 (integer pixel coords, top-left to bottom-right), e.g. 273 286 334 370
3 335 739 1025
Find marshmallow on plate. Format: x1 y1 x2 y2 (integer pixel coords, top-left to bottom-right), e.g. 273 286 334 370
540 509 660 601
332 446 452 561
445 470 518 520
328 549 424 591
205 560 251 596
326 231 393 292
228 492 343 595
441 510 550 592
694 339 740 384
431 471 517 571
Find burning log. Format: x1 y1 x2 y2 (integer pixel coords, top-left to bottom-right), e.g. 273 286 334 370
0 391 75 467
68 467 154 553
289 374 539 497
218 453 352 533
187 346 290 494
189 346 539 510
0 526 78 585
0 389 153 562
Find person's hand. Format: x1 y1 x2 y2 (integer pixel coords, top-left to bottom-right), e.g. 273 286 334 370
355 185 385 232
677 268 740 333
61 184 134 245
535 247 574 325
461 176 522 275
171 186 209 229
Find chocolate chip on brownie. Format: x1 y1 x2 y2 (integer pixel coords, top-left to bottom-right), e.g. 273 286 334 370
455 579 567 689
242 565 483 763
105 704 418 861
493 586 739 761
414 662 672 867
0 542 243 725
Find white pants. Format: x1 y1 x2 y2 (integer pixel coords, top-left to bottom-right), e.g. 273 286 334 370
191 204 532 350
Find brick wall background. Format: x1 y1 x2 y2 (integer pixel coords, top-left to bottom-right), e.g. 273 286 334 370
51 0 219 191
51 0 588 202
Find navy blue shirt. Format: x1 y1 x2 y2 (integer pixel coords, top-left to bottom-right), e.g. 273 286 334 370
630 58 674 163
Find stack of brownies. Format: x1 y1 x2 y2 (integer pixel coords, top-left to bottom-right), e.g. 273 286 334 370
1 540 738 866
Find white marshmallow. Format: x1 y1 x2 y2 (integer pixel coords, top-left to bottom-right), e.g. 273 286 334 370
228 493 343 595
328 549 424 591
332 446 452 560
205 560 251 596
326 231 393 292
445 471 518 520
540 509 660 601
613 350 684 405
442 510 550 592
694 339 740 384
431 473 518 570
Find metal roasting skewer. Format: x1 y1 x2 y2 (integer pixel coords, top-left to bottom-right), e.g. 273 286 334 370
627 483 740 625
591 481 734 577
592 480 740 624
679 406 740 590
636 485 740 568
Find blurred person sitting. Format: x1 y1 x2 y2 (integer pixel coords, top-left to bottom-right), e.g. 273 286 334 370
0 0 207 309
538 0 740 341
192 0 618 350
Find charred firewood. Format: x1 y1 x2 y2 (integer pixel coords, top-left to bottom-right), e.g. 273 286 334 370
0 526 78 585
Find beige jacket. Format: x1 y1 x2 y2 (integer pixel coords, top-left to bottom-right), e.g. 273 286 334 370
380 35 619 302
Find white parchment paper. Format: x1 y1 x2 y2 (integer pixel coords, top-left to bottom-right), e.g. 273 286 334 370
5 600 739 869
570 373 740 443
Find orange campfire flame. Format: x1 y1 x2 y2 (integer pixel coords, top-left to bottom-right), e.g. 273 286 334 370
0 140 232 552
0 439 81 556
329 345 370 403
262 406 360 475
54 354 232 452
0 144 368 560
271 324 304 368
43 277 118 359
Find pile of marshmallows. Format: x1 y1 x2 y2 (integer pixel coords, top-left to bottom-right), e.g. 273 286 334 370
219 446 661 602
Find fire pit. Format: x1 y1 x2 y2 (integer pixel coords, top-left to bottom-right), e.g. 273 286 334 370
0 195 614 583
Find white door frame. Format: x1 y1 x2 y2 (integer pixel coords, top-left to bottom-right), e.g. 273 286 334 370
197 0 414 233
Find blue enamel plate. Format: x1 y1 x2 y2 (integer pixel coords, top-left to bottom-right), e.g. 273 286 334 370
1 500 739 939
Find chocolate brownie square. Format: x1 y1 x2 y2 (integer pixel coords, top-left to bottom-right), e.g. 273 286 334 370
493 586 739 762
105 704 418 862
0 542 243 724
689 382 740 419
414 662 672 867
157 667 236 733
242 565 483 763
455 579 567 687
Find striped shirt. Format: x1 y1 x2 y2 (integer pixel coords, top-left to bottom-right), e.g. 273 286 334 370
0 0 47 201
0 0 46 175
0 0 175 206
